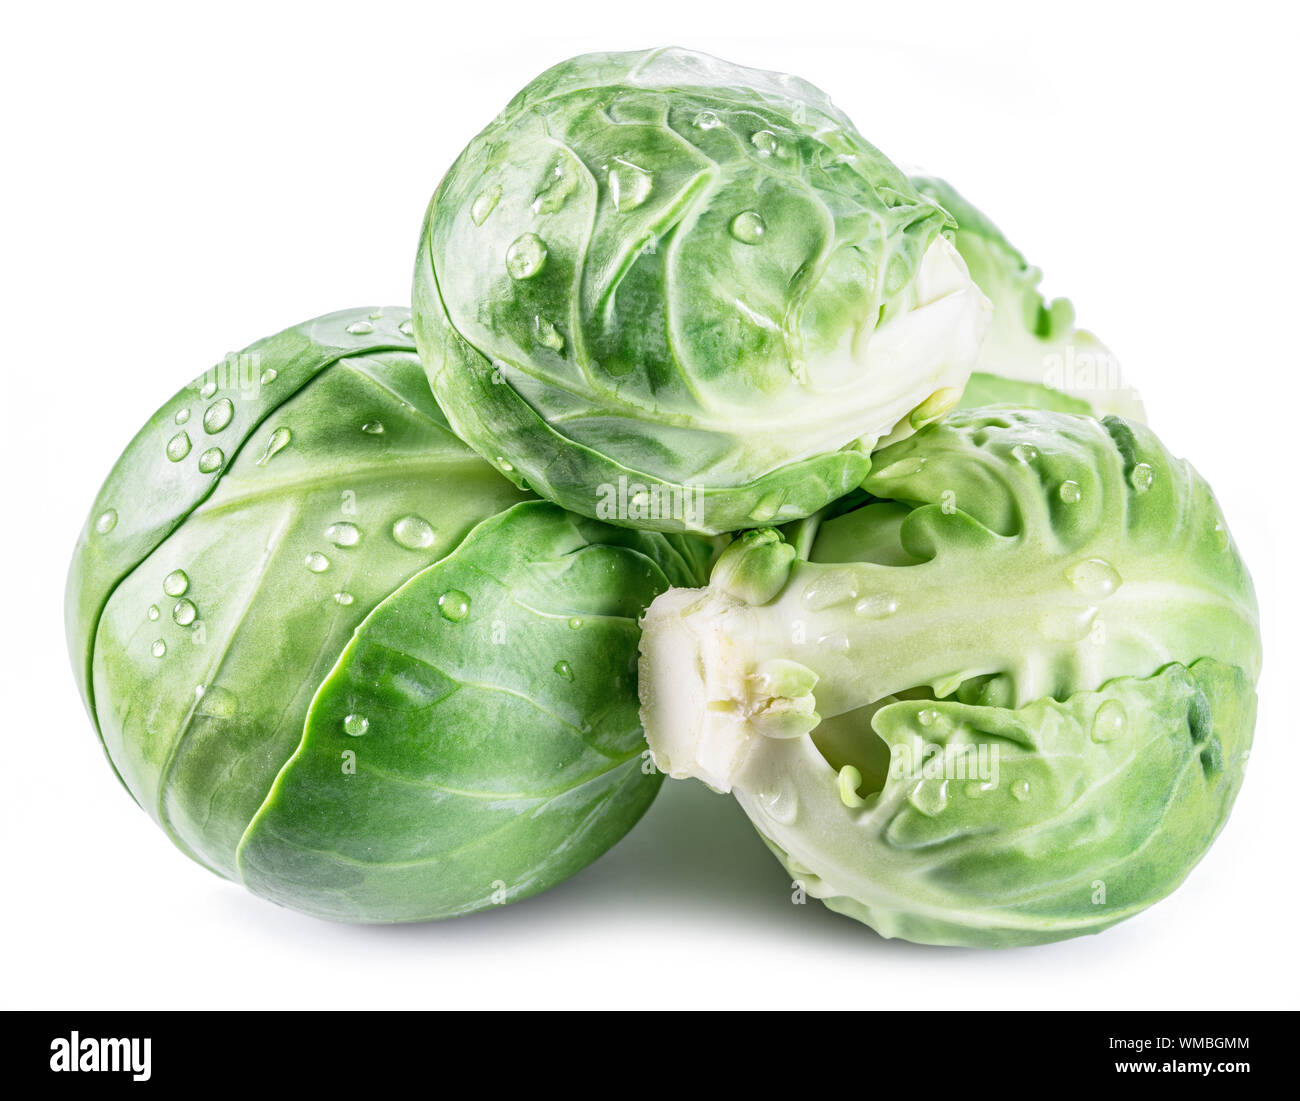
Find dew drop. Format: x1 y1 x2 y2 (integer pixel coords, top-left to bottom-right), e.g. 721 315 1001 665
1011 443 1039 464
693 110 722 130
163 569 189 597
343 713 370 737
531 159 578 214
608 157 652 211
197 448 224 474
802 569 858 611
325 521 361 548
199 380 218 400
1065 557 1122 599
172 598 197 626
95 509 118 534
756 781 799 825
750 129 779 156
166 431 192 462
392 515 435 549
147 604 160 621
256 426 291 465
553 660 575 682
873 456 926 479
259 367 278 385
398 318 414 337
816 632 851 653
203 398 234 434
855 593 899 618
909 780 949 816
568 617 583 630
438 589 471 622
506 233 547 279
361 421 384 435
534 315 564 352
1058 480 1082 504
495 456 514 474
917 708 940 728
729 210 766 244
345 320 374 335
470 183 502 225
304 552 330 573
1011 778 1031 802
1130 462 1155 493
333 591 354 606
1091 699 1128 743
174 407 191 425
151 640 167 659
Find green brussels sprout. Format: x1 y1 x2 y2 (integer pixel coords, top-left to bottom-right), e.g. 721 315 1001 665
639 407 1260 946
67 307 709 922
414 47 992 535
910 174 1147 421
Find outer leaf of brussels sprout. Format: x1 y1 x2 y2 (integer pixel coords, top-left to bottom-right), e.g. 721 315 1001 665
415 48 991 534
912 175 1146 421
238 502 691 921
69 309 531 876
639 408 1260 946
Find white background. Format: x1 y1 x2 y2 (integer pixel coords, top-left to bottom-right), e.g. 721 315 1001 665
3 0 1295 1010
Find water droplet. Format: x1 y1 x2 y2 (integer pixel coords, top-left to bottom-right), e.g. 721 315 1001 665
172 598 197 626
203 398 234 434
259 367 278 385
392 515 435 549
151 640 167 658
333 591 354 606
506 233 547 279
1011 778 1031 802
163 569 189 597
95 509 118 534
568 617 583 630
1130 462 1154 493
608 157 652 211
964 780 995 799
729 210 765 244
750 129 779 156
325 521 361 548
1011 443 1039 464
174 407 191 425
256 426 291 465
368 309 383 320
1065 557 1121 599
438 589 471 622
815 632 850 653
1058 480 1082 504
197 448 224 474
917 708 940 728
855 593 899 618
166 432 192 462
346 320 374 335
471 184 502 225
873 456 926 480
496 457 514 473
748 492 784 523
693 110 722 130
802 569 858 611
1091 699 1128 743
398 318 414 337
147 604 160 621
199 380 218 400
553 660 574 682
756 781 799 825
909 780 949 816
343 713 370 737
361 421 384 435
532 159 578 214
534 315 564 352
304 552 330 573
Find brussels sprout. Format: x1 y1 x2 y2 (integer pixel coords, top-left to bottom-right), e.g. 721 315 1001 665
639 407 1260 946
414 48 991 535
911 175 1146 421
67 307 709 922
